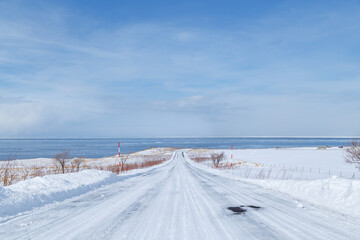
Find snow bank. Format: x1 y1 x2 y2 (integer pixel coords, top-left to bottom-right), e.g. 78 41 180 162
0 152 174 218
245 177 360 218
185 152 360 218
0 170 120 217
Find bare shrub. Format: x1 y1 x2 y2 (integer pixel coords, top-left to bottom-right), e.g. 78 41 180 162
71 158 85 172
211 152 225 168
345 138 360 170
54 150 70 174
119 155 129 172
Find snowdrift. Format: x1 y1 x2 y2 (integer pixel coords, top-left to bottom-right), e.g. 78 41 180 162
0 154 173 218
245 177 360 218
0 170 120 217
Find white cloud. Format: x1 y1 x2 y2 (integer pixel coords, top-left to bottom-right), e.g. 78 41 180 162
0 2 360 137
0 102 43 136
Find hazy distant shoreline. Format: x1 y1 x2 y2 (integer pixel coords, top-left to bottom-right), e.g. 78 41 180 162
0 137 352 160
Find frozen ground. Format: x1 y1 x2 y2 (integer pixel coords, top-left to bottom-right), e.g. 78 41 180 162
0 150 359 239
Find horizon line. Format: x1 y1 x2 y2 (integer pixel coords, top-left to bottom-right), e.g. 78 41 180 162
0 136 357 139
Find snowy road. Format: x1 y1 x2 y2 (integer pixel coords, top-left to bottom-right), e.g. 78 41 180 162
1 151 360 239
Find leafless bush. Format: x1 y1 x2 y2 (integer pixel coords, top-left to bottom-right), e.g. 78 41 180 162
211 152 225 168
120 155 129 172
54 150 70 174
71 158 85 172
345 138 360 170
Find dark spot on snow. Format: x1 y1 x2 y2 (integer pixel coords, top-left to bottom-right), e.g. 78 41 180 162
241 205 261 209
228 205 261 214
228 207 247 214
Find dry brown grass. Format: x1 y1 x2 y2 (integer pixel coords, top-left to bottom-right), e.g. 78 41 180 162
0 150 174 186
192 157 211 163
120 159 167 172
0 160 19 186
106 164 120 174
187 151 212 164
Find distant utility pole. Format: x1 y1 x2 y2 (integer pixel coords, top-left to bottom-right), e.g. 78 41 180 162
118 141 121 157
118 141 121 170
231 145 233 175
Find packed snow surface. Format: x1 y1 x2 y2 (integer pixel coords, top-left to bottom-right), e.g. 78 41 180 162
187 152 360 218
0 150 359 239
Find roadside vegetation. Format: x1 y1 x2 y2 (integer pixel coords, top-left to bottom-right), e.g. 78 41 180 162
0 148 174 186
211 152 225 168
345 137 360 170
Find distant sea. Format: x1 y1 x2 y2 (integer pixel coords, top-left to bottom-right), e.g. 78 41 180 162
0 137 353 160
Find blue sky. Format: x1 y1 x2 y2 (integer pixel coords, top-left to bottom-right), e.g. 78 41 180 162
0 0 360 137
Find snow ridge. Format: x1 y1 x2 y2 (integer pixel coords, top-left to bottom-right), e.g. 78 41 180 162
0 170 120 217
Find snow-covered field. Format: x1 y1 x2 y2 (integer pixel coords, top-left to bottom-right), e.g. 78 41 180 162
188 147 359 179
0 148 359 239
